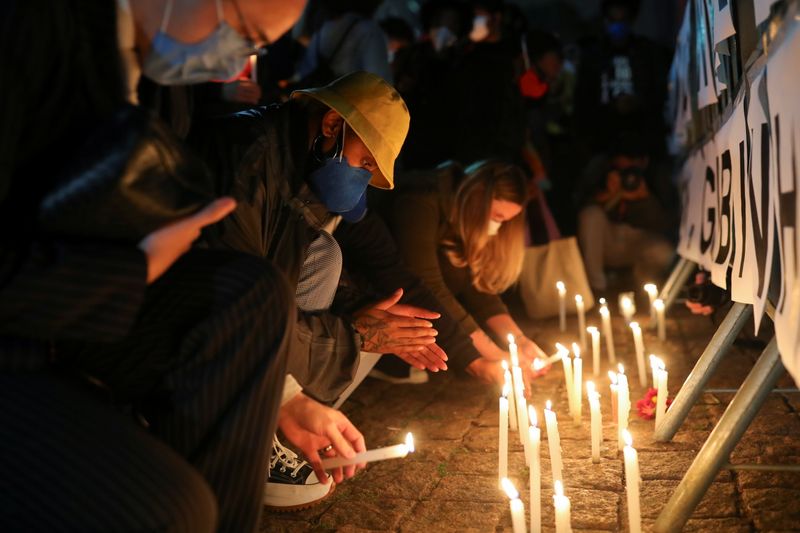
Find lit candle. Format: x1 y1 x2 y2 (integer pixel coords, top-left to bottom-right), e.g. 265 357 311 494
630 322 647 388
571 343 582 425
504 363 518 431
544 401 563 485
575 294 586 350
321 433 414 468
599 300 616 363
249 54 258 83
558 345 575 417
649 354 658 389
508 334 519 368
587 326 601 377
623 430 642 533
499 394 509 482
501 478 527 533
619 293 635 324
532 358 546 373
608 371 618 424
587 382 602 463
655 360 668 430
553 480 572 533
654 298 666 341
644 283 658 322
617 365 630 451
528 406 541 533
557 281 567 332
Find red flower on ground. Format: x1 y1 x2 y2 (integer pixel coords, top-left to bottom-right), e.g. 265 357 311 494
636 387 673 419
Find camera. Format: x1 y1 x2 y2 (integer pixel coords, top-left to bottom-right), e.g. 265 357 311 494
619 167 644 191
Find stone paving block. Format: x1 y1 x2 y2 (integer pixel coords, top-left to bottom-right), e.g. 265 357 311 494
463 425 500 452
316 497 416 531
639 450 731 481
336 460 441 502
399 500 506 532
735 470 800 490
406 436 457 464
739 487 800 531
428 474 506 503
447 449 526 477
563 458 624 492
566 487 620 530
641 517 753 532
635 480 738 519
746 411 800 437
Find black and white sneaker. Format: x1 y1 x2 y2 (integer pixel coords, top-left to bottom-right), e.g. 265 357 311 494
264 437 334 512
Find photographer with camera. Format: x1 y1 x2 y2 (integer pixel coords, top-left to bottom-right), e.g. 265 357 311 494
574 132 675 296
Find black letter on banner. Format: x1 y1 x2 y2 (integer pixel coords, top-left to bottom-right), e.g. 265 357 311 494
775 116 798 313
701 164 716 254
716 150 733 264
738 140 748 277
749 122 771 294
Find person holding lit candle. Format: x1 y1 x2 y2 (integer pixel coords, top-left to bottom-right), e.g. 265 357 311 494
321 433 414 469
391 161 550 385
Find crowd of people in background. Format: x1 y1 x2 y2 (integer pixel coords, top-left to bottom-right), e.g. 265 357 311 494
0 0 680 531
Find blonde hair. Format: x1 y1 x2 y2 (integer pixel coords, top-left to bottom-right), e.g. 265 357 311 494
443 161 528 293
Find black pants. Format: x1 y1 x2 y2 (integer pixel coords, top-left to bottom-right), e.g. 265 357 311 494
0 250 294 532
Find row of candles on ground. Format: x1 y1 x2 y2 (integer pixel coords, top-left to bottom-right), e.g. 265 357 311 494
557 281 667 343
500 337 662 532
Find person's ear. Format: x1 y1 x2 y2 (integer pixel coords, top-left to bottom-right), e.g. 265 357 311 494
320 110 344 138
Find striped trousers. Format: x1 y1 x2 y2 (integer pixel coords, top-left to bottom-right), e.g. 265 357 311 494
0 250 294 532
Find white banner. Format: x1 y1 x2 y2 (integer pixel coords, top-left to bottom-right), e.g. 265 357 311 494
767 23 800 384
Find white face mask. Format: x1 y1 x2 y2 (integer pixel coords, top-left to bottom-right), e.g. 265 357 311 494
487 219 502 236
469 15 490 42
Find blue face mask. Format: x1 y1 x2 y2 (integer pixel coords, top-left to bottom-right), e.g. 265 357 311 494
308 123 372 216
143 0 255 85
605 21 631 44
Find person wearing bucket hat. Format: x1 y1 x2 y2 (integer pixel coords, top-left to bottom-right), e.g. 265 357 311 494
190 71 449 510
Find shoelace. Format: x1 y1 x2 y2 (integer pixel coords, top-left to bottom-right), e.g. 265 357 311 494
270 438 307 478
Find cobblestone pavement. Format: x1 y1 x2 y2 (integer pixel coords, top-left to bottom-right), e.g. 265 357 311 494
262 301 800 532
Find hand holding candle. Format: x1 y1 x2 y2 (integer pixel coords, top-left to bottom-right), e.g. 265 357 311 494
321 433 414 469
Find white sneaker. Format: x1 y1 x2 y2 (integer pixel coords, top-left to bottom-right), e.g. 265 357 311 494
368 366 429 384
264 437 334 512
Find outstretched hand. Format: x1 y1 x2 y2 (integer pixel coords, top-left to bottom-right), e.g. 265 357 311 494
353 289 444 368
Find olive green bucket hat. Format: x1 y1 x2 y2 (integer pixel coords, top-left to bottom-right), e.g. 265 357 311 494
291 71 410 189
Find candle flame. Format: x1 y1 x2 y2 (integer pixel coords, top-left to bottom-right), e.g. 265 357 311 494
501 477 519 500
599 297 607 305
555 342 568 354
532 358 545 370
528 405 537 427
617 363 625 374
507 333 516 345
586 381 596 394
587 326 598 334
654 298 665 310
405 432 415 453
554 480 565 497
572 342 581 358
556 281 565 292
575 294 583 304
630 321 640 330
608 370 618 384
546 400 552 410
501 359 509 371
623 429 633 447
644 283 657 295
